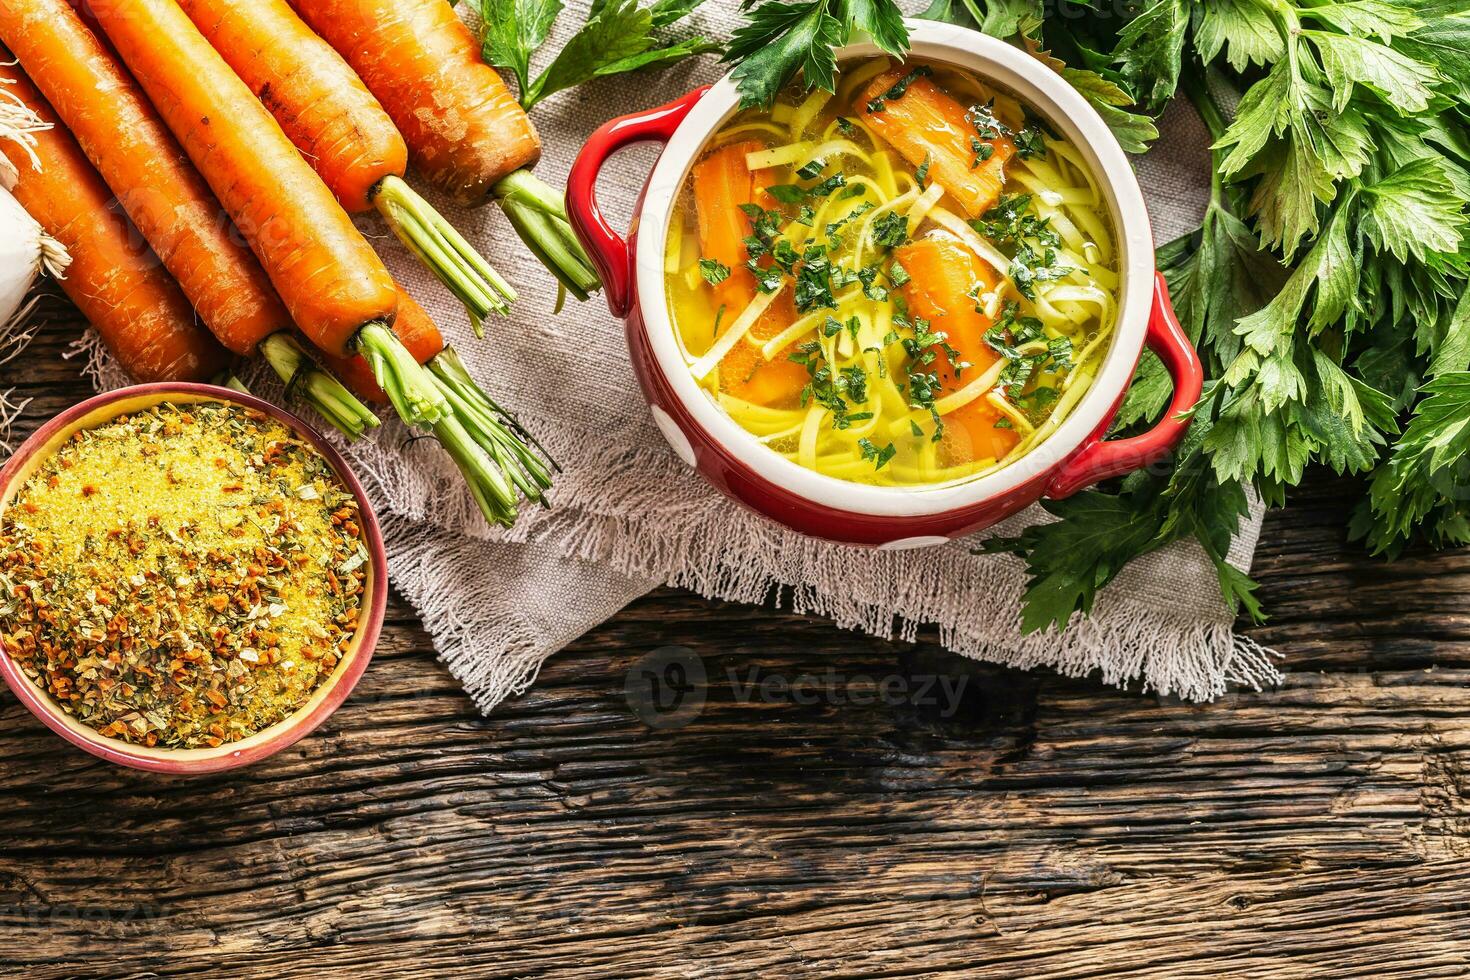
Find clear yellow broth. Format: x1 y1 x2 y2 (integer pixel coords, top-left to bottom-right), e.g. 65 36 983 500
665 57 1120 488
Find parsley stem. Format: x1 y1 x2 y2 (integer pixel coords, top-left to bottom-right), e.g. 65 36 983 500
260 332 381 441
1180 65 1239 212
375 175 517 331
493 169 601 300
1181 69 1229 145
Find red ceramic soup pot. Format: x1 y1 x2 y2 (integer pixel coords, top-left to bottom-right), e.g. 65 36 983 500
567 21 1202 549
0 383 387 773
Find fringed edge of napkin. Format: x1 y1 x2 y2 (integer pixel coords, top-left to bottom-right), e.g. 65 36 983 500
357 422 1281 705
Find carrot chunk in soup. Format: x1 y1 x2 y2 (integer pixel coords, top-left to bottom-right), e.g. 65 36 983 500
691 140 807 407
895 235 1018 464
856 67 1016 218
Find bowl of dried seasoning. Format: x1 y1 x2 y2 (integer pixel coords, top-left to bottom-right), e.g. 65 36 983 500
0 383 387 773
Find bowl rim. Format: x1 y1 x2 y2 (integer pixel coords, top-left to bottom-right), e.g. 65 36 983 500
633 19 1156 518
0 382 388 774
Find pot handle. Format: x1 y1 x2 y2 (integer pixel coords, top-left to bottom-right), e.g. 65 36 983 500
1044 272 1203 499
567 86 711 318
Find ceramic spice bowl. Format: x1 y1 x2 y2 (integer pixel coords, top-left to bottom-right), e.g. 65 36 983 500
0 383 387 773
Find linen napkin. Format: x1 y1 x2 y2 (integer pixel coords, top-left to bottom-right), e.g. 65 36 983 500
71 0 1275 710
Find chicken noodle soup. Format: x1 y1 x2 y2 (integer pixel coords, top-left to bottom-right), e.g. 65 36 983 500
665 58 1119 487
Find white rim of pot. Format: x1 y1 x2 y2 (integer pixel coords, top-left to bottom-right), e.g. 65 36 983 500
634 19 1155 518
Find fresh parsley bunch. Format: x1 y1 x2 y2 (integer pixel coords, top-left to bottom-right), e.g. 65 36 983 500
480 0 719 109
724 0 911 107
977 0 1470 631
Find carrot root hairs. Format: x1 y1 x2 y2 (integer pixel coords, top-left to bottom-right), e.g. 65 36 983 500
492 169 600 303
373 174 515 325
259 332 381 440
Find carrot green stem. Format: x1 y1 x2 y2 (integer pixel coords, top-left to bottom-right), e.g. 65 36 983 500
374 175 516 330
493 169 600 303
432 412 520 527
427 346 554 505
259 332 380 440
354 321 448 426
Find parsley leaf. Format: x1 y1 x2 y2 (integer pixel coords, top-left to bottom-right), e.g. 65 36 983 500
871 211 909 248
482 0 717 110
859 437 897 470
1113 0 1189 113
726 0 907 109
698 258 731 286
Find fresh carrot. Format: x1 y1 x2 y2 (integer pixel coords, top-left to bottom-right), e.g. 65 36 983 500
894 234 1018 463
0 0 289 356
0 3 378 435
291 0 600 301
90 0 553 519
87 0 426 423
0 58 229 383
692 141 808 408
856 67 1016 219
86 0 393 357
175 0 515 323
293 0 538 203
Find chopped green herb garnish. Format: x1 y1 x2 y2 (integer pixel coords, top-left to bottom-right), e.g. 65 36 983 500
793 246 837 313
858 265 888 302
698 258 731 286
968 101 1010 140
1014 122 1046 159
858 437 897 469
866 65 932 113
766 183 809 204
871 211 909 248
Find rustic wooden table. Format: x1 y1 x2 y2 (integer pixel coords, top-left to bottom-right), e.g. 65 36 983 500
2 313 1468 978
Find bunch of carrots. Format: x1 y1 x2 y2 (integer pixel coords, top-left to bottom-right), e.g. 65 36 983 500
0 0 595 527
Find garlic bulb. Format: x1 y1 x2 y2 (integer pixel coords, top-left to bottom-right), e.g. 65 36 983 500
1 76 69 329
1 185 68 328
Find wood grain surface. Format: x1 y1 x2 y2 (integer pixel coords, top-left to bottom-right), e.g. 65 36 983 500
2 301 1468 978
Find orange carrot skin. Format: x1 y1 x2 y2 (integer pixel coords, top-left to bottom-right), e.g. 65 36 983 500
323 287 444 402
0 0 289 357
895 234 1017 463
691 141 807 408
0 59 230 382
88 0 398 357
857 67 1017 219
292 0 540 207
175 0 407 213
